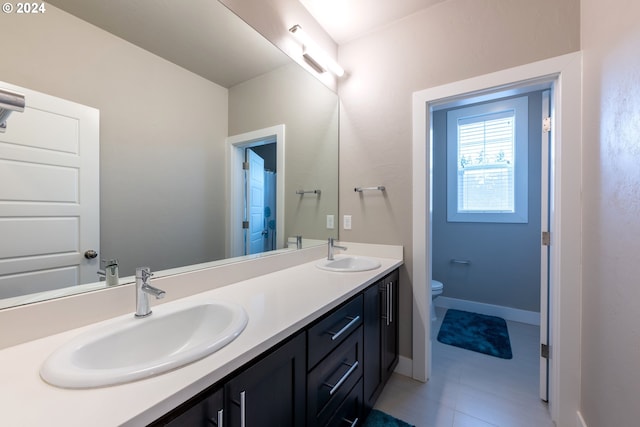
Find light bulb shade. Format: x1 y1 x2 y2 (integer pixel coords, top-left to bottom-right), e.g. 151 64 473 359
289 24 344 77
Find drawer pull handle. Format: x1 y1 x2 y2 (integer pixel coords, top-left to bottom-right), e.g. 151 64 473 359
389 281 393 325
208 409 223 426
325 360 359 395
240 391 246 427
343 417 359 427
328 315 361 341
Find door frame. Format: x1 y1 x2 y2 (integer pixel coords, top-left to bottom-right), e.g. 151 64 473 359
411 52 581 426
227 125 285 258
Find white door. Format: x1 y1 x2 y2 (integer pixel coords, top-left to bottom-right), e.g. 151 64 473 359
539 90 551 401
0 81 99 299
245 149 265 255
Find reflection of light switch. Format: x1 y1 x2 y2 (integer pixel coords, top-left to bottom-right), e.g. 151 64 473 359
326 215 334 229
344 215 352 230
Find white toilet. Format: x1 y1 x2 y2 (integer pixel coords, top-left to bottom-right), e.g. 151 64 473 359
430 279 444 321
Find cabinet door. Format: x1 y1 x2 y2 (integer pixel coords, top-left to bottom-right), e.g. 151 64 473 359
363 282 382 412
382 269 399 380
363 269 400 415
226 332 306 427
153 387 224 426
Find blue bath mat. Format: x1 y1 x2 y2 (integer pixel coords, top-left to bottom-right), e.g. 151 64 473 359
437 309 513 359
364 409 414 427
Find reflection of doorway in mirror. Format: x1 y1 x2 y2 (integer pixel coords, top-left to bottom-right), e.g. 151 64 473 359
243 146 277 255
227 125 285 258
245 147 266 255
0 81 99 300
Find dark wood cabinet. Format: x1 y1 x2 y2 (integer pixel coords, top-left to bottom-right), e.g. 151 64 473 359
151 332 305 427
363 269 399 415
382 269 399 380
151 268 399 427
227 332 306 427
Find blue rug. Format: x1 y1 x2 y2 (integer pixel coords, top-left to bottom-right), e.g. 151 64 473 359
364 409 414 427
437 309 513 359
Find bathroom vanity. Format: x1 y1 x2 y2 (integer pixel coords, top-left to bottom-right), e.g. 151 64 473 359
151 268 399 427
0 243 402 426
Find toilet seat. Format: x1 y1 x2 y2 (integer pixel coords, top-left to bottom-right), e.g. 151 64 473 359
431 279 443 294
430 280 443 322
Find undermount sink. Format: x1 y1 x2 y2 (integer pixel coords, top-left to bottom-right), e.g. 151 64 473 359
40 300 248 389
316 255 382 272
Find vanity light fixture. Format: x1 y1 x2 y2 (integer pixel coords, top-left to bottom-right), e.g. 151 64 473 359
0 87 25 133
289 24 345 77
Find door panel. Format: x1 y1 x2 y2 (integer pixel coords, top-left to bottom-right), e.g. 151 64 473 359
0 81 99 299
245 148 265 255
540 90 551 402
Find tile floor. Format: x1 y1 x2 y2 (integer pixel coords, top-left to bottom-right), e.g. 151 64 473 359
373 307 555 427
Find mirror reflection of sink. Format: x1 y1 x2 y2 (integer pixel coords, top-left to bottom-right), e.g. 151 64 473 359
316 255 382 272
40 300 248 389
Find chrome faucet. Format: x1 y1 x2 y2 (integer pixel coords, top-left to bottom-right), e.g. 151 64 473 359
327 237 347 260
97 259 119 287
135 267 166 318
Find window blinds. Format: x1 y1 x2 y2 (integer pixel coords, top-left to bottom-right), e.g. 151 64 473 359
457 111 515 212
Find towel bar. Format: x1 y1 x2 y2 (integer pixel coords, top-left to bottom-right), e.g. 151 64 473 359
354 186 385 192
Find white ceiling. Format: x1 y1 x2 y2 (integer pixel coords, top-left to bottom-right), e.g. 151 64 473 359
299 0 447 44
47 0 448 85
46 0 291 88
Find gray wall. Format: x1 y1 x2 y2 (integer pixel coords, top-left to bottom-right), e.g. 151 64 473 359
0 5 229 277
432 92 543 312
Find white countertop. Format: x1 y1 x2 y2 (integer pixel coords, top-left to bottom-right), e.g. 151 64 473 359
0 253 402 426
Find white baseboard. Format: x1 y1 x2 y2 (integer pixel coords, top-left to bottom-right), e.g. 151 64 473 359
434 296 541 326
577 411 588 427
394 355 412 377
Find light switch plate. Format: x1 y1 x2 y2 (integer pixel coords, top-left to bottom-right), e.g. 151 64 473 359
343 215 352 230
326 215 334 229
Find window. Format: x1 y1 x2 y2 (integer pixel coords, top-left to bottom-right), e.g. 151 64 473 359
446 96 528 223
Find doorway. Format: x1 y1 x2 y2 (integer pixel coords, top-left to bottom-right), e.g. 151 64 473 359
227 125 285 258
411 52 582 426
430 87 551 400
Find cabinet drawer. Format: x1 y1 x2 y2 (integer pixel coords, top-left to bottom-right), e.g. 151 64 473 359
308 295 363 369
324 378 363 427
307 325 363 427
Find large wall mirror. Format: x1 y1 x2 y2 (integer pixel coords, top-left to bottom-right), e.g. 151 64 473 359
0 0 338 309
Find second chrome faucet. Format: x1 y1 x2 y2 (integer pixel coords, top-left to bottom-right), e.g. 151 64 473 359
327 237 347 261
135 267 166 318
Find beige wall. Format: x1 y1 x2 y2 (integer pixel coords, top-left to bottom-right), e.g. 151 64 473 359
581 0 640 425
229 63 339 242
0 6 229 278
337 0 580 358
